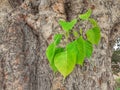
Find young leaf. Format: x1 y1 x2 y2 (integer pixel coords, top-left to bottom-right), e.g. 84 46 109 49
59 19 77 32
79 9 92 20
46 43 57 71
75 37 85 65
54 42 76 78
50 62 58 72
46 44 64 72
54 34 62 45
84 40 93 58
46 43 56 63
75 37 93 65
86 27 101 45
50 47 64 72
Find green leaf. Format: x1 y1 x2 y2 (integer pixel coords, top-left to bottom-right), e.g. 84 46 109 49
50 62 58 72
46 43 57 71
54 34 62 45
86 27 101 45
46 43 64 72
89 18 98 27
54 42 76 78
59 19 77 32
50 47 65 72
84 40 93 58
55 47 65 55
79 9 92 20
46 43 56 63
75 37 93 65
75 37 85 65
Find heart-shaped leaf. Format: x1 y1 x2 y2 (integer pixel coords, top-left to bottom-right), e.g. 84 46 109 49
46 43 64 72
54 42 76 78
75 37 85 65
46 43 56 63
84 40 93 58
75 37 93 65
46 43 57 71
50 47 64 72
86 27 101 45
59 19 77 32
79 9 92 20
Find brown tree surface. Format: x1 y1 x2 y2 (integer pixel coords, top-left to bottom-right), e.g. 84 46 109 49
0 0 120 90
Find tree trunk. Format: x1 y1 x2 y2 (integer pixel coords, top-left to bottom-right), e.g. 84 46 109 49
0 0 120 90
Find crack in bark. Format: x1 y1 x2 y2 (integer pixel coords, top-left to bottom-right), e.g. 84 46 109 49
1 58 5 90
8 0 24 8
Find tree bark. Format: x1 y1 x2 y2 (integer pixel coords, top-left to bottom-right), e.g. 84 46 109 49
0 0 120 90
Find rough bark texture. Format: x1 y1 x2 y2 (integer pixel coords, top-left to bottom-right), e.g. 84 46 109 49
0 0 120 90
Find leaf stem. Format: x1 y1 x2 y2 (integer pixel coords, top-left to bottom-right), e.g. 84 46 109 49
65 31 69 43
